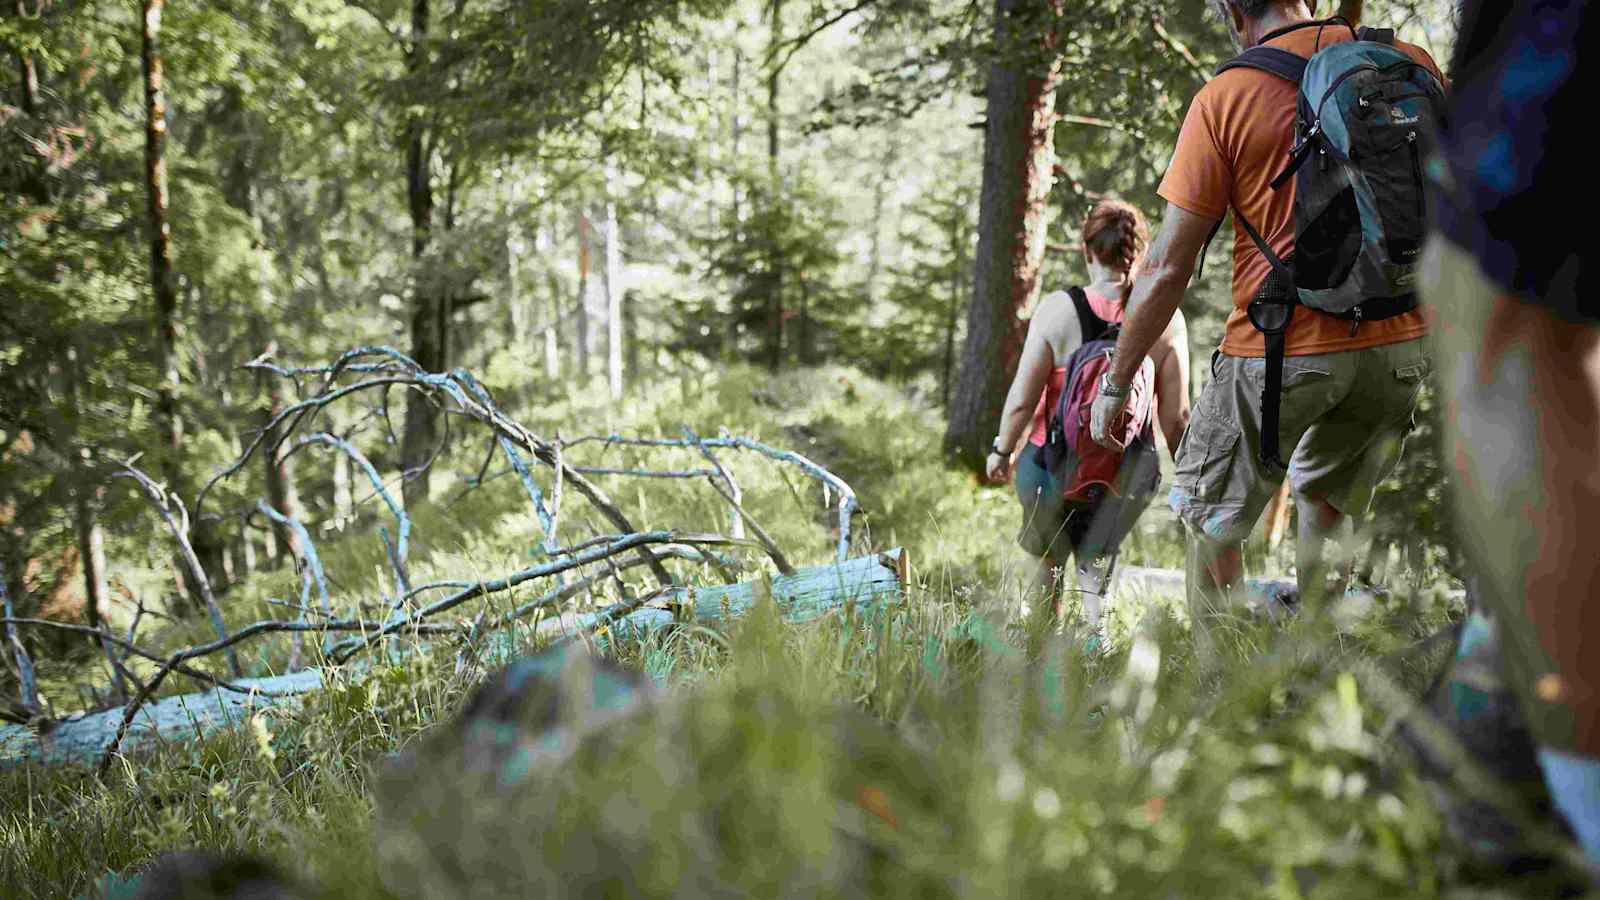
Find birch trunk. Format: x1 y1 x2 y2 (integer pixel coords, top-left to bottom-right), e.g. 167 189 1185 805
604 198 623 401
764 0 785 372
574 207 592 377
75 494 126 703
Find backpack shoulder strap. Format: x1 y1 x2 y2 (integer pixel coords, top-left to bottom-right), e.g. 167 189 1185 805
1214 46 1308 83
1192 47 1312 284
1067 286 1110 344
1356 26 1396 44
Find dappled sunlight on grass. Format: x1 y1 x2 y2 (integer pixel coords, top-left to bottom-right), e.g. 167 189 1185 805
1 365 1546 897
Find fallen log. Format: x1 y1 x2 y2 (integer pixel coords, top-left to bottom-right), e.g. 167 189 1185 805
533 548 911 645
1 550 911 768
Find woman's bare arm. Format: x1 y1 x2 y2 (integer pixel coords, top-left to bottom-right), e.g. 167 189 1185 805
996 295 1080 456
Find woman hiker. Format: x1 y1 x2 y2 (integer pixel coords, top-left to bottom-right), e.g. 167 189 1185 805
986 199 1191 648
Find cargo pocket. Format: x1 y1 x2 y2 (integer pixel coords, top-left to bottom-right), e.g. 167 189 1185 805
1239 357 1334 471
1394 357 1433 431
1173 401 1241 503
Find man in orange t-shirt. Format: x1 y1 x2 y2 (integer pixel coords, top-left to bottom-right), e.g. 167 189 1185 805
1087 0 1443 646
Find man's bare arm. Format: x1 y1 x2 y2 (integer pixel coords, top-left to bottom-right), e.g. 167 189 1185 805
1106 202 1218 388
1152 309 1192 457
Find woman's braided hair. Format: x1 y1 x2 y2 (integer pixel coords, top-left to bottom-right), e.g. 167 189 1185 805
1082 198 1150 275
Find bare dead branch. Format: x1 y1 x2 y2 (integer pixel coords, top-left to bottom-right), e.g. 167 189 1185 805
294 432 411 596
254 500 334 628
115 461 242 678
1 616 461 667
550 434 565 557
43 348 860 728
562 586 677 647
563 434 859 562
99 656 179 776
569 466 720 479
685 427 795 575
1152 16 1210 85
341 0 409 48
379 527 412 599
768 0 880 75
1057 114 1148 141
195 375 416 519
229 350 689 587
0 559 41 718
328 530 751 664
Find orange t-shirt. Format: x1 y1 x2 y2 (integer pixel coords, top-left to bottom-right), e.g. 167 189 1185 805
1158 21 1444 357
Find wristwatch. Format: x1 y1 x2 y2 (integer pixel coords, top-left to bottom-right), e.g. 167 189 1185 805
1099 371 1131 398
991 436 1008 456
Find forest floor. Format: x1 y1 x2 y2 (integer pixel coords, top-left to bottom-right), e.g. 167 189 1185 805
0 365 1580 898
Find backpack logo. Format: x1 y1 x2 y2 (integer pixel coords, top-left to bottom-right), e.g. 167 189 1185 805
1389 106 1419 125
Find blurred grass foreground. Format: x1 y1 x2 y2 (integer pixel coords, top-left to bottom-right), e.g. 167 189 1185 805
1 364 1555 899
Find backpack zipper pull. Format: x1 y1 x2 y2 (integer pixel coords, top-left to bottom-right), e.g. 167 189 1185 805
1349 305 1364 337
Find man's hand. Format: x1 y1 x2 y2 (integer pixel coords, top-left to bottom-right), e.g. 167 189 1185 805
986 451 1013 484
1090 390 1131 451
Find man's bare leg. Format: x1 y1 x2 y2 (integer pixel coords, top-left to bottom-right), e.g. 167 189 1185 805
1186 530 1244 667
1294 493 1346 608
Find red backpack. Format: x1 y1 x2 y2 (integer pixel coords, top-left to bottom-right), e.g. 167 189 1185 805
1035 287 1160 504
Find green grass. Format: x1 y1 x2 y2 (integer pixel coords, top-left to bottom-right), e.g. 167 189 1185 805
0 364 1576 898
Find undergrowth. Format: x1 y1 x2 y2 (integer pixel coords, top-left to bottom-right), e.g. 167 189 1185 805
2 366 1551 898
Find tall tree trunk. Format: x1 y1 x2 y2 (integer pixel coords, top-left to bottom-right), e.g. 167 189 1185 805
64 340 126 702
0 559 40 720
764 0 785 372
866 128 901 301
263 374 304 564
13 0 37 117
575 207 592 376
142 0 214 608
237 533 257 577
942 0 1062 469
75 493 126 703
943 218 967 412
401 0 439 510
542 268 562 381
604 195 623 401
731 47 743 225
505 172 529 352
766 0 782 167
623 287 640 384
534 216 560 381
332 444 353 527
798 274 813 365
142 0 182 491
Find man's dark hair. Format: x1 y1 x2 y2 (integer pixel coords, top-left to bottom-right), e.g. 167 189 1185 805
1234 0 1276 18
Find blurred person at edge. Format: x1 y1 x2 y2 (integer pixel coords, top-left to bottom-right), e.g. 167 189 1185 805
1423 0 1600 868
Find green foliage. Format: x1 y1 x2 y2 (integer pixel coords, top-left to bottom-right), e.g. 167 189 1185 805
0 0 1483 892
677 169 857 367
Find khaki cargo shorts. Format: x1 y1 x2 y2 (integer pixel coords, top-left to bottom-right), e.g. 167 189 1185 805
1169 339 1431 545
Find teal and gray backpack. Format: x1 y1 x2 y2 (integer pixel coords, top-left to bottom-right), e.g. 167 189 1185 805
1207 20 1447 467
